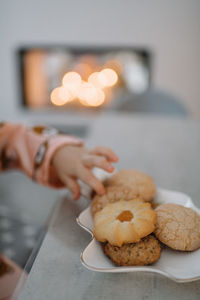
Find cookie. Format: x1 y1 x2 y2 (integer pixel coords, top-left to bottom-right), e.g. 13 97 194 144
94 199 157 247
91 170 156 215
104 169 156 202
104 235 161 266
92 185 141 215
154 203 200 251
92 169 156 215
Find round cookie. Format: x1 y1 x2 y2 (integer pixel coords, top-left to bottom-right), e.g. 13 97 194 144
104 235 161 266
92 185 142 215
154 203 200 251
104 169 156 202
94 199 157 247
91 169 156 216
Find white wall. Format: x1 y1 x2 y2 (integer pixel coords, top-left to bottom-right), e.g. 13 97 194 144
0 0 200 119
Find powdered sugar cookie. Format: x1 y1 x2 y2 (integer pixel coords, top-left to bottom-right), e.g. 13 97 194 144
154 203 200 251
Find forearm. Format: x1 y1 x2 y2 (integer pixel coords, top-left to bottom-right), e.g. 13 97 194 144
0 122 83 188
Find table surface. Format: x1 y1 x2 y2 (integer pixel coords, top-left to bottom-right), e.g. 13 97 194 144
18 113 200 300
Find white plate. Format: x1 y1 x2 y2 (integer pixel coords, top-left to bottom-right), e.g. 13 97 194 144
77 188 200 282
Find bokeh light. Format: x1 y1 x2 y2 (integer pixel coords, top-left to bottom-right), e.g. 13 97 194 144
50 86 73 106
62 72 82 96
88 72 102 88
78 81 105 107
52 67 118 108
98 68 118 87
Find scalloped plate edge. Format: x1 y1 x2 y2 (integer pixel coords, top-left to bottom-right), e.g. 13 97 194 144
76 188 200 282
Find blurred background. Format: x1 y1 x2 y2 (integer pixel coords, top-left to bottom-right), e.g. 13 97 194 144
0 0 200 121
0 0 200 275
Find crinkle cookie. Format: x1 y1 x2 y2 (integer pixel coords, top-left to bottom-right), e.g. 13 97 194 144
92 185 141 215
104 235 161 266
94 199 157 247
91 169 156 215
104 169 156 202
154 203 200 251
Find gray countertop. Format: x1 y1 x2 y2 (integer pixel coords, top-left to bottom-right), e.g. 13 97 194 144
18 114 200 300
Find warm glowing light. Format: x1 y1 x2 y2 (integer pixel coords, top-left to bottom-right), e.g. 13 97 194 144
51 67 117 108
88 72 102 88
98 68 118 87
50 87 73 106
62 72 82 96
78 81 105 107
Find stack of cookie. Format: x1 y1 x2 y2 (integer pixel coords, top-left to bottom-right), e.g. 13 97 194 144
92 169 161 266
91 169 200 266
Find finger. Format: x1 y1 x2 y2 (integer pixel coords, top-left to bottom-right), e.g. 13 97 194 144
66 177 81 200
77 166 105 195
82 155 114 173
90 146 118 162
60 174 81 200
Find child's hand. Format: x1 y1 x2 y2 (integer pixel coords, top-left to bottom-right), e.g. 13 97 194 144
52 145 118 200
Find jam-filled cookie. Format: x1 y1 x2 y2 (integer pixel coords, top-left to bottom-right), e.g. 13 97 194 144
94 199 157 247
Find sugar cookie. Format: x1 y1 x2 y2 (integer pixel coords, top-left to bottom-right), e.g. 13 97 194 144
154 203 200 251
